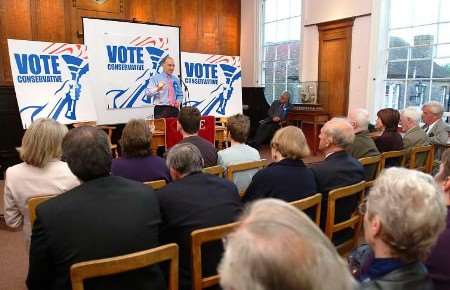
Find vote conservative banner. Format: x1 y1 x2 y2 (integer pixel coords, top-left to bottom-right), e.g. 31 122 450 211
83 18 180 125
7 39 97 128
180 52 242 117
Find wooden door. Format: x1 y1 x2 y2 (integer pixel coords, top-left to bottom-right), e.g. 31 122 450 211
318 18 354 118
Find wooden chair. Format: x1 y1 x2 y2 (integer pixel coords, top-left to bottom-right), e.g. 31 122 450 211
71 243 179 290
28 195 54 225
202 165 225 177
358 155 381 189
215 117 228 149
380 150 406 170
409 145 433 173
191 222 239 290
144 180 167 190
290 193 322 226
326 181 365 255
73 121 119 158
225 159 268 197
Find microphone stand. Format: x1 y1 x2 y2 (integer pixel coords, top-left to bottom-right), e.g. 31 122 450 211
179 75 190 108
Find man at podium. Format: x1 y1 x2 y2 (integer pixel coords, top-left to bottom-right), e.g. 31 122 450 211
146 56 183 118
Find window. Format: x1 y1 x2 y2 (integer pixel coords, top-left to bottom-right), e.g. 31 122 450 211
384 0 450 111
261 0 302 104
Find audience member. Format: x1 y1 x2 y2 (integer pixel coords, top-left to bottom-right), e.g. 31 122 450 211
426 149 450 290
27 126 165 290
400 107 429 165
177 106 217 167
112 118 170 182
249 91 293 149
157 143 242 290
310 118 365 232
374 108 403 153
218 114 261 192
243 126 316 203
357 168 446 290
422 101 449 162
347 108 379 159
3 118 79 247
218 199 356 290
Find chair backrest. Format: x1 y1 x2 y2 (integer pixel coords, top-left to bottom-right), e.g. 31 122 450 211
71 243 179 290
28 195 54 225
290 193 322 226
326 181 365 255
358 155 381 188
202 165 225 177
380 150 406 170
191 222 239 290
409 145 434 173
225 159 268 196
144 179 167 190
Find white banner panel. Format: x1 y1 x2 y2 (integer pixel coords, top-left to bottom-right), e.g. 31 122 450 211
7 39 97 128
83 18 180 124
181 52 242 117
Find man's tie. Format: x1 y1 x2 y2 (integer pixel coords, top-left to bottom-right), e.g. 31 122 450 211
167 75 175 106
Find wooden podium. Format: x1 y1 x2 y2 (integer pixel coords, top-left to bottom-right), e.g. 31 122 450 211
288 106 329 154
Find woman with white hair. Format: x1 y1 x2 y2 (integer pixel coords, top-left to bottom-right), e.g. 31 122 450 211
357 167 447 290
3 118 80 247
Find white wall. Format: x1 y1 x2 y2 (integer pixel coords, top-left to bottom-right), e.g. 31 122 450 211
304 0 372 25
240 0 261 87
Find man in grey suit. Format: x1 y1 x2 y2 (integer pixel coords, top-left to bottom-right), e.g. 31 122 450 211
400 107 430 166
250 91 293 149
422 101 449 163
347 108 380 159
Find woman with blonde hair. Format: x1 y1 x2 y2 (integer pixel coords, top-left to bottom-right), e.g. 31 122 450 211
243 126 317 203
3 118 80 246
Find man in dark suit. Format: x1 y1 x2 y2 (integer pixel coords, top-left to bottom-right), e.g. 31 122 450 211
27 126 165 290
250 91 293 149
157 143 242 290
310 118 365 243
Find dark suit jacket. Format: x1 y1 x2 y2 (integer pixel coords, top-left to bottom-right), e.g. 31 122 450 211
157 172 242 290
310 151 365 242
375 130 403 153
180 136 218 168
263 100 293 123
27 176 165 290
243 158 317 203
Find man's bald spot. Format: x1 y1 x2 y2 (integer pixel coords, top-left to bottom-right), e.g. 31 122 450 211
323 118 355 148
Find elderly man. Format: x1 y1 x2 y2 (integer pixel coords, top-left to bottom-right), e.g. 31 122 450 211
401 107 430 166
157 143 242 290
310 118 365 232
347 108 379 159
27 127 164 290
218 199 356 290
422 101 448 163
250 91 293 149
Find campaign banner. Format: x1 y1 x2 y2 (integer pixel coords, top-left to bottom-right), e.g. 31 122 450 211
7 39 97 128
84 18 180 125
181 52 242 117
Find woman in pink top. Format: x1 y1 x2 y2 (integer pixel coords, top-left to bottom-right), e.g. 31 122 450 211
3 118 80 248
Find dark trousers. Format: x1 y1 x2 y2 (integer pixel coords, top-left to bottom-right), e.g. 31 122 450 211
251 121 280 148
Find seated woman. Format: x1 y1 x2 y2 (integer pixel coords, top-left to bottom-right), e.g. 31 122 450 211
218 114 261 193
3 118 80 247
357 167 446 290
375 108 403 153
112 118 170 182
243 126 317 203
426 149 450 290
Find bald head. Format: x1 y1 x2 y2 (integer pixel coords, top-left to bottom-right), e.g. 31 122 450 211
319 118 355 151
348 108 370 132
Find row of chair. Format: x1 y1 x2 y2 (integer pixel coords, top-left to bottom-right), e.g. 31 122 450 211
28 178 368 290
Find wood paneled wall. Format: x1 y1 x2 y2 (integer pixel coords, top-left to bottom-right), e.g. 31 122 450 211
0 0 241 85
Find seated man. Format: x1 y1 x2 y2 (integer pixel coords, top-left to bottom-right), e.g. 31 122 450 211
218 199 355 290
250 91 293 149
157 143 242 290
400 107 430 165
422 101 448 162
27 126 164 290
177 106 218 167
346 108 379 159
310 118 365 233
218 114 261 193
